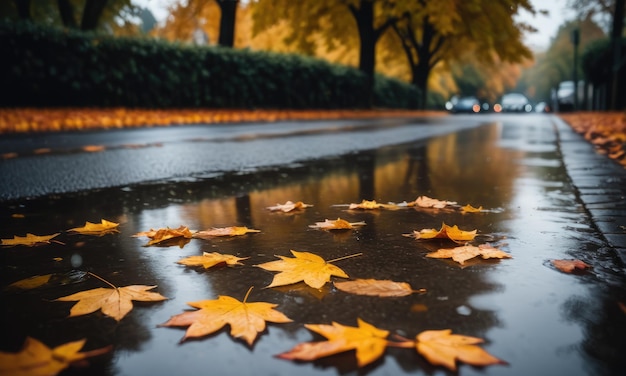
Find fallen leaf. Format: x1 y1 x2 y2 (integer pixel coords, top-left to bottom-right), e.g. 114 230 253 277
6 274 52 290
277 318 389 367
348 199 397 210
159 287 291 345
551 259 592 273
411 196 457 209
68 219 119 236
193 226 260 238
133 225 193 246
426 244 511 265
410 303 428 313
415 329 506 371
5 271 89 292
309 218 366 230
406 223 477 243
177 252 248 269
1 233 61 247
256 250 358 289
0 337 111 376
334 279 425 297
266 201 313 212
54 274 167 321
461 204 483 213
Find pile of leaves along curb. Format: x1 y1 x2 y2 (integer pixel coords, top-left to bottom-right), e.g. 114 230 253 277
1 198 594 375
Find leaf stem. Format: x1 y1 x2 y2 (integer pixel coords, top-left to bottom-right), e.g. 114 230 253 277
243 286 254 303
327 253 363 264
88 272 117 289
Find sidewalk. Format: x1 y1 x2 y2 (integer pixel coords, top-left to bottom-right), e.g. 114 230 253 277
554 115 626 265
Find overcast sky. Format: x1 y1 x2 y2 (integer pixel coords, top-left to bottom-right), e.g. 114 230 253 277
134 0 577 52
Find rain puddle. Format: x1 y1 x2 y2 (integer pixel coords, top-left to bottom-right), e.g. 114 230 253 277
1 118 625 375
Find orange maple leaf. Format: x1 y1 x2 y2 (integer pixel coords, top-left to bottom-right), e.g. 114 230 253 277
266 201 313 212
411 196 457 209
0 337 111 376
426 244 511 265
256 250 357 289
67 219 119 236
1 233 61 247
54 274 167 321
177 252 248 269
551 259 592 273
347 199 397 210
415 329 506 371
406 223 477 243
193 226 260 238
159 287 291 345
461 204 484 213
334 279 425 297
309 218 366 230
133 225 193 246
277 318 389 367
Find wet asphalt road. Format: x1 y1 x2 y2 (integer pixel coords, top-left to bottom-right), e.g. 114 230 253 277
1 113 625 376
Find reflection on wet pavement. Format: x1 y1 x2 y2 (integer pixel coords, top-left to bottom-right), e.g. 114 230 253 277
1 116 624 375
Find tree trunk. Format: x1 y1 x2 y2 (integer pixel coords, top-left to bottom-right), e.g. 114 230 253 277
412 61 430 109
217 0 238 47
14 0 31 20
609 0 625 110
81 0 108 30
349 0 376 108
57 0 78 28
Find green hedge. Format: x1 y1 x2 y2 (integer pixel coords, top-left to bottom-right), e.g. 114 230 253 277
0 21 421 109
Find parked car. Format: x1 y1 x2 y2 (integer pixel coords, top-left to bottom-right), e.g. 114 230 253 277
494 93 533 113
446 96 482 114
555 80 584 111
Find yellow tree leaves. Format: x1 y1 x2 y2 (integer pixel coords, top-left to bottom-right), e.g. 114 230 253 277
334 279 425 297
0 337 111 376
160 287 291 345
54 274 167 321
133 225 193 246
278 318 389 367
177 252 248 269
407 223 477 243
427 244 512 265
193 226 260 238
1 233 61 247
256 250 358 289
309 218 366 230
414 329 506 371
278 319 505 371
68 219 119 236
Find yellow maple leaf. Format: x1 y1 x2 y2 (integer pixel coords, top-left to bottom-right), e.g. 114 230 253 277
133 225 193 246
256 250 356 289
415 329 506 371
334 279 425 297
67 219 119 235
266 201 313 212
1 233 61 247
277 318 389 367
309 218 366 230
426 244 511 265
159 287 291 345
408 223 477 243
177 252 248 269
54 276 167 321
0 337 111 376
461 204 483 213
193 226 260 238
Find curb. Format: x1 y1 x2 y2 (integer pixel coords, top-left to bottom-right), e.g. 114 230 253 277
552 115 626 265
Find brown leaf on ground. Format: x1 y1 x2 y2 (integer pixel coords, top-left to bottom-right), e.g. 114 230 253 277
405 223 477 243
133 225 193 246
256 250 357 289
426 244 512 265
551 259 592 273
68 219 119 236
0 337 111 376
334 279 425 297
266 201 313 212
1 233 61 247
159 287 291 345
177 252 248 269
277 318 389 367
193 226 260 238
55 278 167 321
414 329 506 371
309 218 366 230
